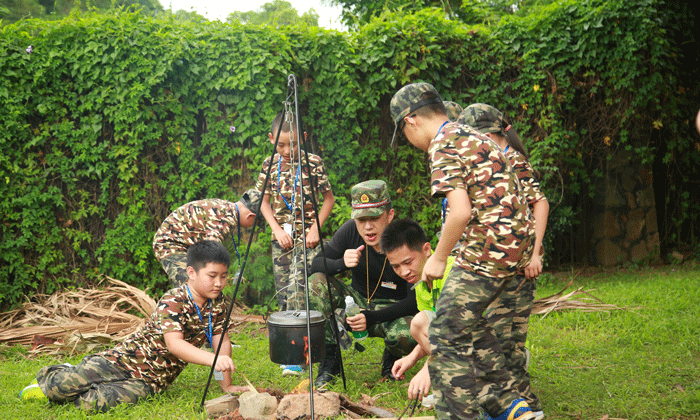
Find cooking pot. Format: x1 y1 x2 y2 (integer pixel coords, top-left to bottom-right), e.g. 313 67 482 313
267 310 326 365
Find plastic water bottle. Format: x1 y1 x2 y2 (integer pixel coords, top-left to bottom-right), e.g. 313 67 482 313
345 296 367 341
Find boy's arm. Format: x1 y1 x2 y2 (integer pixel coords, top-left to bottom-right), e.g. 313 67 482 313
163 332 235 377
306 189 335 248
422 188 471 282
525 198 549 279
212 333 239 393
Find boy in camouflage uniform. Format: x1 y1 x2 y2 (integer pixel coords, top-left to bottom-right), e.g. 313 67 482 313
459 103 549 419
256 111 335 312
21 241 239 412
153 190 262 287
390 82 537 420
300 180 418 388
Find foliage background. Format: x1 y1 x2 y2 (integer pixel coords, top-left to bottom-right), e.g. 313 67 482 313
0 0 698 309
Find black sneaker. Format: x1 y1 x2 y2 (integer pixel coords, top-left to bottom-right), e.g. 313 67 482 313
381 347 399 381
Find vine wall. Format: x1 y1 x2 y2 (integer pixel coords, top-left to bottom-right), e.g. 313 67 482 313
0 0 697 309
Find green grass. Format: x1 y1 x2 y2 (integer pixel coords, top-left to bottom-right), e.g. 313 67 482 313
2 263 700 419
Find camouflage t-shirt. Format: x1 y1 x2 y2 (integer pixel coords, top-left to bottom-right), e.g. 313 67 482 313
153 199 240 261
429 122 535 278
506 148 546 207
255 151 332 237
102 286 229 393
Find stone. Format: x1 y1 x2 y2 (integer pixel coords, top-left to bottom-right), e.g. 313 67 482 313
204 394 239 418
603 181 626 207
624 209 646 243
636 186 656 208
238 391 278 420
630 241 650 261
595 238 623 266
645 210 659 234
593 211 621 239
277 392 340 420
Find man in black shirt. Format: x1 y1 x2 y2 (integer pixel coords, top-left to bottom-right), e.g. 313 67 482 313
302 180 418 388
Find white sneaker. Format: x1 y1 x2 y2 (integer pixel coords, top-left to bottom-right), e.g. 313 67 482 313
533 411 544 420
282 365 303 376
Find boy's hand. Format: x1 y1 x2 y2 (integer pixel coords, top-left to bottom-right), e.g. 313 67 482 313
407 364 431 401
306 224 320 248
344 245 364 268
421 253 446 282
214 355 235 374
391 354 416 380
274 228 294 249
524 254 543 279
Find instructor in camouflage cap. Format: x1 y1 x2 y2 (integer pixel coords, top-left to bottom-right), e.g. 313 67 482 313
350 180 392 219
296 179 419 388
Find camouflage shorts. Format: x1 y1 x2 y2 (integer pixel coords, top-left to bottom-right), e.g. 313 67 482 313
271 240 321 311
36 354 154 412
428 266 520 420
159 253 188 288
288 272 417 357
484 275 540 411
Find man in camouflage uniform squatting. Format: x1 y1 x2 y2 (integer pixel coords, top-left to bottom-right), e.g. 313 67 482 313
256 111 335 313
390 82 538 420
21 241 239 412
298 180 418 388
152 190 262 288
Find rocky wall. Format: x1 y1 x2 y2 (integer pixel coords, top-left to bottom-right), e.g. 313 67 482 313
590 149 660 266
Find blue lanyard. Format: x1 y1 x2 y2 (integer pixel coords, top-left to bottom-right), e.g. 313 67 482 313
231 203 241 264
437 120 449 136
441 198 448 225
277 156 300 213
504 144 510 154
185 285 213 348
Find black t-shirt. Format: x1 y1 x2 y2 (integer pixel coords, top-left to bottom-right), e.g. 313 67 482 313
310 219 417 325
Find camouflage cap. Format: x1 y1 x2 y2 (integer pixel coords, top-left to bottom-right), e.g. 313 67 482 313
443 101 463 121
240 189 262 214
389 82 443 146
457 103 505 134
351 180 391 219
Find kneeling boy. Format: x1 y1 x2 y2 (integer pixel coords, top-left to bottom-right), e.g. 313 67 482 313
21 241 238 412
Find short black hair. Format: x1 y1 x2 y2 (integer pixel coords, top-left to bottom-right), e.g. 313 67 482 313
187 240 231 272
271 111 292 135
381 218 428 254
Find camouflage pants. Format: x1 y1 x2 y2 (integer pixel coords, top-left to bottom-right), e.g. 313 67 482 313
271 240 321 311
428 266 520 420
484 275 541 411
288 272 417 358
159 253 188 288
36 354 154 413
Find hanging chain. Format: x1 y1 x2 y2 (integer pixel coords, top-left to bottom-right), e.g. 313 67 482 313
284 87 303 310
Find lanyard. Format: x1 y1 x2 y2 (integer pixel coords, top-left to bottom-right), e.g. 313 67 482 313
437 120 449 136
185 285 213 348
504 144 510 154
441 198 448 225
231 203 241 264
277 156 300 213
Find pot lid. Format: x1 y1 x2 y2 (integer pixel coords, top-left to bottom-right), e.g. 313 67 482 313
267 310 325 326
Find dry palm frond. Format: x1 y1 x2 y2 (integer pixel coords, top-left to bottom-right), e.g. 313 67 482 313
532 278 625 318
0 276 156 356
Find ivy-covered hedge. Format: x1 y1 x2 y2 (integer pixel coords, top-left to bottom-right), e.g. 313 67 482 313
1 0 697 309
